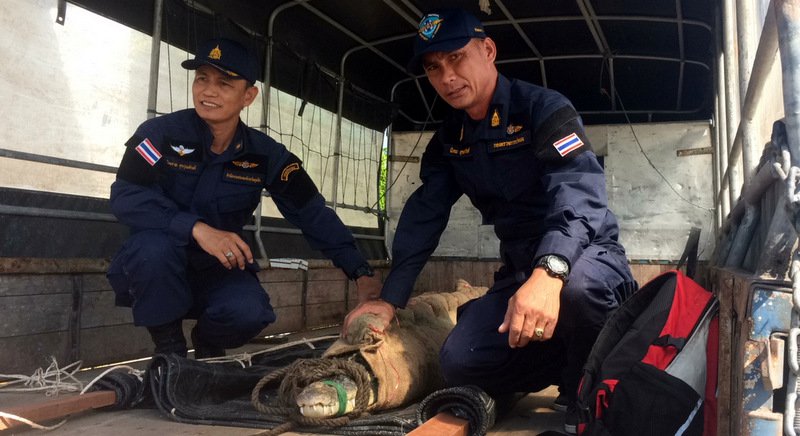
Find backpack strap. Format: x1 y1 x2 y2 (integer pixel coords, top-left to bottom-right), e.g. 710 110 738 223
676 227 701 279
652 335 688 351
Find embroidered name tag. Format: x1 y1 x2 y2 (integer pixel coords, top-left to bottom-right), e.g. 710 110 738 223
447 146 472 157
223 170 264 185
489 131 530 153
164 157 200 174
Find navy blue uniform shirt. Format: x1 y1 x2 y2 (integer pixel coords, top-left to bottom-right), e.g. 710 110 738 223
381 75 626 308
110 109 367 283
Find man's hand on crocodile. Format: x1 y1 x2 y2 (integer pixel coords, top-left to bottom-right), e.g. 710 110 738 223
341 299 395 339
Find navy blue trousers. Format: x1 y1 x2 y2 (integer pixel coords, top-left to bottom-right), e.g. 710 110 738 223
439 244 636 399
107 230 275 348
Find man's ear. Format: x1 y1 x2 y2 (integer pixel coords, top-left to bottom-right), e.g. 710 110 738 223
243 85 259 107
482 37 497 63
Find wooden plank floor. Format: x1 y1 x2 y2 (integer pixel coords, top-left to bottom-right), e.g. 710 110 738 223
0 388 562 435
0 328 564 435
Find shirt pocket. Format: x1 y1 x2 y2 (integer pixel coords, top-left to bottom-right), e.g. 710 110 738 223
216 188 262 214
163 158 204 207
486 132 538 201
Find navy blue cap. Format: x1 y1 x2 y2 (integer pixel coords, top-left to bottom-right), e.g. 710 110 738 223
181 38 258 84
407 9 486 73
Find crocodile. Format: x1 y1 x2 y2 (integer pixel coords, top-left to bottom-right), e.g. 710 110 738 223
295 279 488 418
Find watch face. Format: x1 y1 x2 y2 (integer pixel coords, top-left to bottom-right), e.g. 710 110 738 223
546 255 569 275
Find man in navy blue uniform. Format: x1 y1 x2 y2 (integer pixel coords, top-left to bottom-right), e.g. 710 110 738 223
342 9 636 433
108 38 380 359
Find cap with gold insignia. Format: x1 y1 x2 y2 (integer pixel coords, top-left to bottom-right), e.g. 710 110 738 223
181 38 258 84
408 8 486 74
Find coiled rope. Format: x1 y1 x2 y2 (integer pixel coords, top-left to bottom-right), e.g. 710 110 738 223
250 358 373 436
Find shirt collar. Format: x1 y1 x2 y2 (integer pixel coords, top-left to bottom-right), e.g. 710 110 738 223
192 113 250 160
456 74 513 141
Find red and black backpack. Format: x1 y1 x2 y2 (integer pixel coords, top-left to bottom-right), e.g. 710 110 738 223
576 270 719 436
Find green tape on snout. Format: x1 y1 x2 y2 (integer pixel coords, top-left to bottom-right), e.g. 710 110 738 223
322 380 348 416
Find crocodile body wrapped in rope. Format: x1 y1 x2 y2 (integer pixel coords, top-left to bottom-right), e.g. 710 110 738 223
295 279 489 418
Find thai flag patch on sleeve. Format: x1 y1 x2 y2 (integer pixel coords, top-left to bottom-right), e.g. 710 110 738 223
135 138 161 166
552 132 584 157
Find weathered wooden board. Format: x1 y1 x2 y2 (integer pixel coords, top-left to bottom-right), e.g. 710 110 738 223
0 331 73 374
80 324 152 366
1 259 692 374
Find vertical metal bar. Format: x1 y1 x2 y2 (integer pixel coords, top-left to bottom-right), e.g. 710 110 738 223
715 0 779 218
712 112 722 235
675 0 686 110
261 37 273 131
146 0 164 120
717 7 732 220
253 23 273 262
737 0 759 183
777 1 800 433
777 0 800 168
723 0 743 204
333 72 345 212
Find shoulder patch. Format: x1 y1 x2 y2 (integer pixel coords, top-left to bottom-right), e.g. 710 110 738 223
133 138 161 166
280 162 301 181
266 153 319 208
552 132 584 157
532 106 592 163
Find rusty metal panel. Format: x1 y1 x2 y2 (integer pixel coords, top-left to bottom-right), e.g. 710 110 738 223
733 272 791 435
715 268 736 436
713 267 793 436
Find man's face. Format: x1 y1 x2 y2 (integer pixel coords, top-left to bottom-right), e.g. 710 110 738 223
421 38 497 118
192 65 257 125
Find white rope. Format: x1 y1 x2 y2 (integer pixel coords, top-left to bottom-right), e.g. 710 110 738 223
198 335 340 367
79 365 144 396
0 357 83 396
0 411 66 431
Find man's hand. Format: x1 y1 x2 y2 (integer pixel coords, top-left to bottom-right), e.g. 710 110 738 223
498 268 563 347
355 275 382 303
341 299 395 339
192 221 253 270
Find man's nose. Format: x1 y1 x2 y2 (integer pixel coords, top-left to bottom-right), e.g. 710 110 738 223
439 64 456 83
201 83 218 95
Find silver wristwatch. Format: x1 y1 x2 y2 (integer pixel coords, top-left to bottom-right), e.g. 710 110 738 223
535 255 570 282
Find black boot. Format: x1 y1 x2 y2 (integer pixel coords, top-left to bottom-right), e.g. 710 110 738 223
146 320 187 357
191 326 225 359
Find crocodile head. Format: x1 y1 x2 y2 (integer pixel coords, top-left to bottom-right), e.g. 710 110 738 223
296 375 373 418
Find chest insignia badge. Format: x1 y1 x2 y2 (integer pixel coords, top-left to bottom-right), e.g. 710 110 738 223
506 124 523 135
233 160 259 169
170 145 195 157
490 109 501 127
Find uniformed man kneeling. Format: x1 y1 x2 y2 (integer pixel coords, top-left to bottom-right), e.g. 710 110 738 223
342 9 637 434
107 38 380 359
